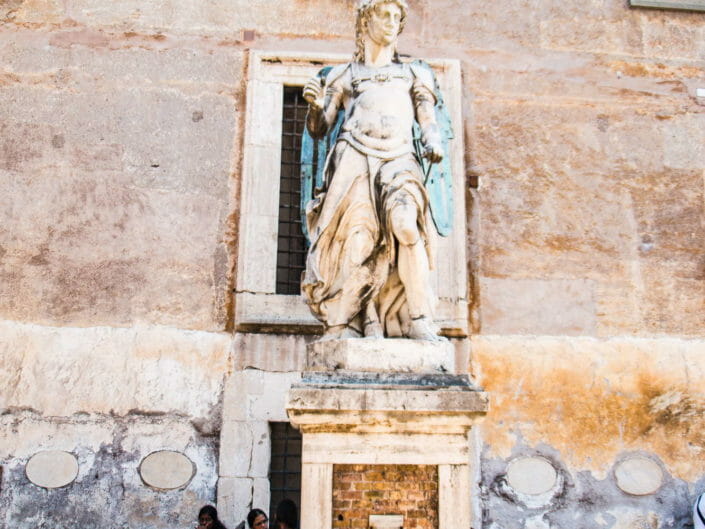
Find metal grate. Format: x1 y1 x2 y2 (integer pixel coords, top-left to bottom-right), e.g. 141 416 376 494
269 422 302 520
276 86 308 295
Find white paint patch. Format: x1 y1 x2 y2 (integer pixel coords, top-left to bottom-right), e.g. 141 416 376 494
524 515 551 529
25 450 79 488
614 456 663 496
369 515 404 529
696 88 705 98
506 456 557 495
139 450 195 490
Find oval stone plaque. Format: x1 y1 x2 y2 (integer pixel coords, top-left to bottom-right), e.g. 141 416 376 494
506 456 557 495
615 457 663 496
26 450 79 489
139 450 195 490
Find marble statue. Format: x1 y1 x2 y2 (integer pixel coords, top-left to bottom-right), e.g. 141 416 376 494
300 0 453 341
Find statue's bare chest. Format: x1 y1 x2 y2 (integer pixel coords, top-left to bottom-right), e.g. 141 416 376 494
343 63 415 140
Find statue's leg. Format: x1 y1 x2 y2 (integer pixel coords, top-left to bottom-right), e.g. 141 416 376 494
323 226 375 339
389 196 443 341
390 201 431 318
315 156 378 339
363 301 383 338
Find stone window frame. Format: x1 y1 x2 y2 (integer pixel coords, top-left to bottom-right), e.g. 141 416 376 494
236 50 469 336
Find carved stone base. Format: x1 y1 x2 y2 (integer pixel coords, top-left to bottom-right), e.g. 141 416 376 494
287 369 488 529
288 335 489 529
306 338 455 374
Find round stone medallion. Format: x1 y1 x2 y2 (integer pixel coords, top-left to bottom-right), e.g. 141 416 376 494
139 450 195 490
506 456 558 495
614 456 663 496
26 450 79 489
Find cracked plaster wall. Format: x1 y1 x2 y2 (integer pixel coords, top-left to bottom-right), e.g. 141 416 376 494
473 336 705 529
0 411 220 529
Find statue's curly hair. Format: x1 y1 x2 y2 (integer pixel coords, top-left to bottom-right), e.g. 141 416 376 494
353 0 409 63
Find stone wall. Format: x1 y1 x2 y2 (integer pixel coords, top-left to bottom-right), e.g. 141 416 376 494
473 335 705 529
0 323 230 528
1 0 704 528
1 1 243 525
1 411 219 528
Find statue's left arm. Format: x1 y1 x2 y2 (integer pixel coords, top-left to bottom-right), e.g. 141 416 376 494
410 61 455 236
411 68 444 164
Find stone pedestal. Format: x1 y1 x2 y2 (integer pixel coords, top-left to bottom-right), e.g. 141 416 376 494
286 339 488 529
306 338 456 374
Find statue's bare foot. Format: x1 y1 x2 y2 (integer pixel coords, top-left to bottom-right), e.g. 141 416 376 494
364 321 384 339
406 317 446 342
320 324 362 341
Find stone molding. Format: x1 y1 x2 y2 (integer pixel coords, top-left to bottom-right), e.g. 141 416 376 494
235 50 468 336
288 385 488 435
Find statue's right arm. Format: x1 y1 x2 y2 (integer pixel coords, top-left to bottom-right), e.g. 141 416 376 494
303 70 345 139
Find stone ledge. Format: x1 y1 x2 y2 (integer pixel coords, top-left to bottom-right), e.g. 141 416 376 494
300 371 481 389
288 385 488 413
287 384 488 434
306 338 455 374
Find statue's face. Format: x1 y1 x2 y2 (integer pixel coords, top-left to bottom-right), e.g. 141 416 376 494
366 2 402 46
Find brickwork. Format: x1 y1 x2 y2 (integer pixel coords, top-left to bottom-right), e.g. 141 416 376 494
332 464 438 529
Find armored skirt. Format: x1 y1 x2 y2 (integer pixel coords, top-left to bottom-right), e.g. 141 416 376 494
301 139 434 337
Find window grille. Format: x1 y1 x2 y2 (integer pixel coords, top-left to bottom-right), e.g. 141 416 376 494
276 86 309 295
269 422 302 520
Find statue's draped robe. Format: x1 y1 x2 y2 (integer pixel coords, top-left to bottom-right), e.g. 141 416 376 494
302 61 438 336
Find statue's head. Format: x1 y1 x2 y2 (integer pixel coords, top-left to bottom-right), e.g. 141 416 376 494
354 0 409 62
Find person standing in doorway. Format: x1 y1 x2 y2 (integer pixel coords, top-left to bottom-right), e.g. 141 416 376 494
274 499 298 529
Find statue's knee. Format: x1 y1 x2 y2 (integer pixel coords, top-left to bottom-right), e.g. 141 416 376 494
346 229 374 258
391 208 419 246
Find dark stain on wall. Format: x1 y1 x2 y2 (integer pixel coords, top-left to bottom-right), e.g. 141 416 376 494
481 441 695 529
0 412 220 529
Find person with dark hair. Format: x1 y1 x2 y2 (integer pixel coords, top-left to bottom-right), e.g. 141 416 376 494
274 499 298 529
197 505 228 529
247 508 269 529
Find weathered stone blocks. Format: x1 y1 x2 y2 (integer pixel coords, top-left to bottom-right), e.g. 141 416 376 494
306 338 455 374
480 278 597 335
0 321 230 417
0 32 238 329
